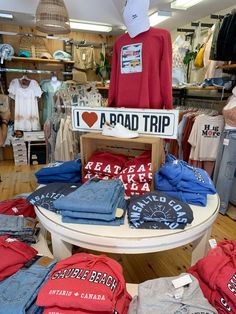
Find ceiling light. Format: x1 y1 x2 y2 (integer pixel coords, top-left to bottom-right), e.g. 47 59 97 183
70 20 112 33
149 11 172 26
171 0 204 10
0 13 13 19
36 0 71 35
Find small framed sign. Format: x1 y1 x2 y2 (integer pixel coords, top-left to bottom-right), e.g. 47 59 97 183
72 107 179 139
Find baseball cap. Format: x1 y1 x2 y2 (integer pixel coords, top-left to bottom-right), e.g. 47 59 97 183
123 0 150 38
53 50 71 61
40 52 53 59
17 50 32 58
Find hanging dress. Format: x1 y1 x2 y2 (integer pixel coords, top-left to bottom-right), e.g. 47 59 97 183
40 79 66 124
8 78 42 131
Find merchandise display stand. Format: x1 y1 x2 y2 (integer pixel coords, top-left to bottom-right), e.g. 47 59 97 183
34 193 220 266
80 132 164 179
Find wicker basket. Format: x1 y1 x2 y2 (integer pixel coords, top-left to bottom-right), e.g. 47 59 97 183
36 0 70 35
18 35 51 58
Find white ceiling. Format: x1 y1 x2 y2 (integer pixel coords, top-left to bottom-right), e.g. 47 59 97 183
0 0 235 34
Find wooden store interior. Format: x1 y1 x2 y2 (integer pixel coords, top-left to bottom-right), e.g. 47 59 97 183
0 0 236 284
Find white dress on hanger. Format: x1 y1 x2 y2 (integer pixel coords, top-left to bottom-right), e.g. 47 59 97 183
9 78 42 131
172 35 191 86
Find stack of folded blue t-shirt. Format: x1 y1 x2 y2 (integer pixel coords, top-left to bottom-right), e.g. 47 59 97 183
154 154 216 206
35 159 81 184
53 178 127 226
128 191 193 229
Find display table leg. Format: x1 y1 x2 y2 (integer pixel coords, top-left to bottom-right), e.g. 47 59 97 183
191 227 212 266
31 225 53 258
51 233 73 260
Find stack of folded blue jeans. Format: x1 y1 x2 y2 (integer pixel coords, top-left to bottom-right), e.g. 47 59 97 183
54 179 126 226
154 154 216 206
0 255 56 314
35 159 81 184
0 214 39 244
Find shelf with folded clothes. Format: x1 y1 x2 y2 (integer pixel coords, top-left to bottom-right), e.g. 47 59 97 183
173 85 230 106
6 56 75 64
80 132 163 192
218 63 236 71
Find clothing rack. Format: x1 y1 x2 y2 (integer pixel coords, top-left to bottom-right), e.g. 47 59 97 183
0 68 72 75
70 40 112 49
177 28 195 33
191 22 214 28
210 14 225 20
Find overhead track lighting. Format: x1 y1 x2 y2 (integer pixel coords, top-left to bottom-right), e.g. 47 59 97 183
149 11 172 26
171 0 204 10
35 0 71 35
0 13 14 19
70 20 112 33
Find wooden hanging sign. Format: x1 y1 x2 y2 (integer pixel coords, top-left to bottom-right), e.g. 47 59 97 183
72 107 179 139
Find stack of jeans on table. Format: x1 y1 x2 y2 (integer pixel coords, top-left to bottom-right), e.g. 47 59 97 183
0 214 39 244
154 154 216 207
54 178 126 226
0 255 56 314
35 159 81 184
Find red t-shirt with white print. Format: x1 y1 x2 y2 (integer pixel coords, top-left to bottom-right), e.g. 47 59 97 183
83 151 128 178
119 151 152 184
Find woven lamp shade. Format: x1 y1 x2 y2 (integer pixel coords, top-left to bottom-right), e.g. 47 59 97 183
36 0 71 34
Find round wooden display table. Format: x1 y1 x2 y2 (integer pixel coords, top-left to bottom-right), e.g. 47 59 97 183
34 193 219 267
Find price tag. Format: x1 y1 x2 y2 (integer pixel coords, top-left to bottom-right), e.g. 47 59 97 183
174 287 184 299
209 238 217 249
223 138 229 146
172 274 192 289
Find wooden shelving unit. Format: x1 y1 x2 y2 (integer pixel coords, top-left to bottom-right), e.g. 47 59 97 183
220 63 236 70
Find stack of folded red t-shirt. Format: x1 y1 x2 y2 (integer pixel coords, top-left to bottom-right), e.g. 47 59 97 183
0 197 36 218
83 151 128 183
0 235 38 281
118 151 152 197
36 252 132 314
188 240 236 314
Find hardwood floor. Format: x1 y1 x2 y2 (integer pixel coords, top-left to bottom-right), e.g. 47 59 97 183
0 160 236 284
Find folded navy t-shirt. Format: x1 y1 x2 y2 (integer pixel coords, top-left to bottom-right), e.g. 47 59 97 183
128 191 194 229
27 182 81 212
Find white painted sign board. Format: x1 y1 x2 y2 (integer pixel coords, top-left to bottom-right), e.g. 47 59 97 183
72 107 179 139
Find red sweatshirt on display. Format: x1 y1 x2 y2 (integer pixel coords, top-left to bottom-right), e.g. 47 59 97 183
108 27 172 109
118 151 152 184
83 151 128 181
36 253 131 313
0 235 38 281
0 198 36 218
188 240 236 313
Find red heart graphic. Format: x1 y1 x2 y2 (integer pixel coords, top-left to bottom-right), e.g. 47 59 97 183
82 112 98 128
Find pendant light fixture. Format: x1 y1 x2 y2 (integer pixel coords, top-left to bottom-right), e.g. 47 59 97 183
35 0 71 35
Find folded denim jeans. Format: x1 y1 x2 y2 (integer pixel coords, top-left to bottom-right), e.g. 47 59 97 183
62 197 127 226
0 214 36 234
54 179 125 214
0 256 56 314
